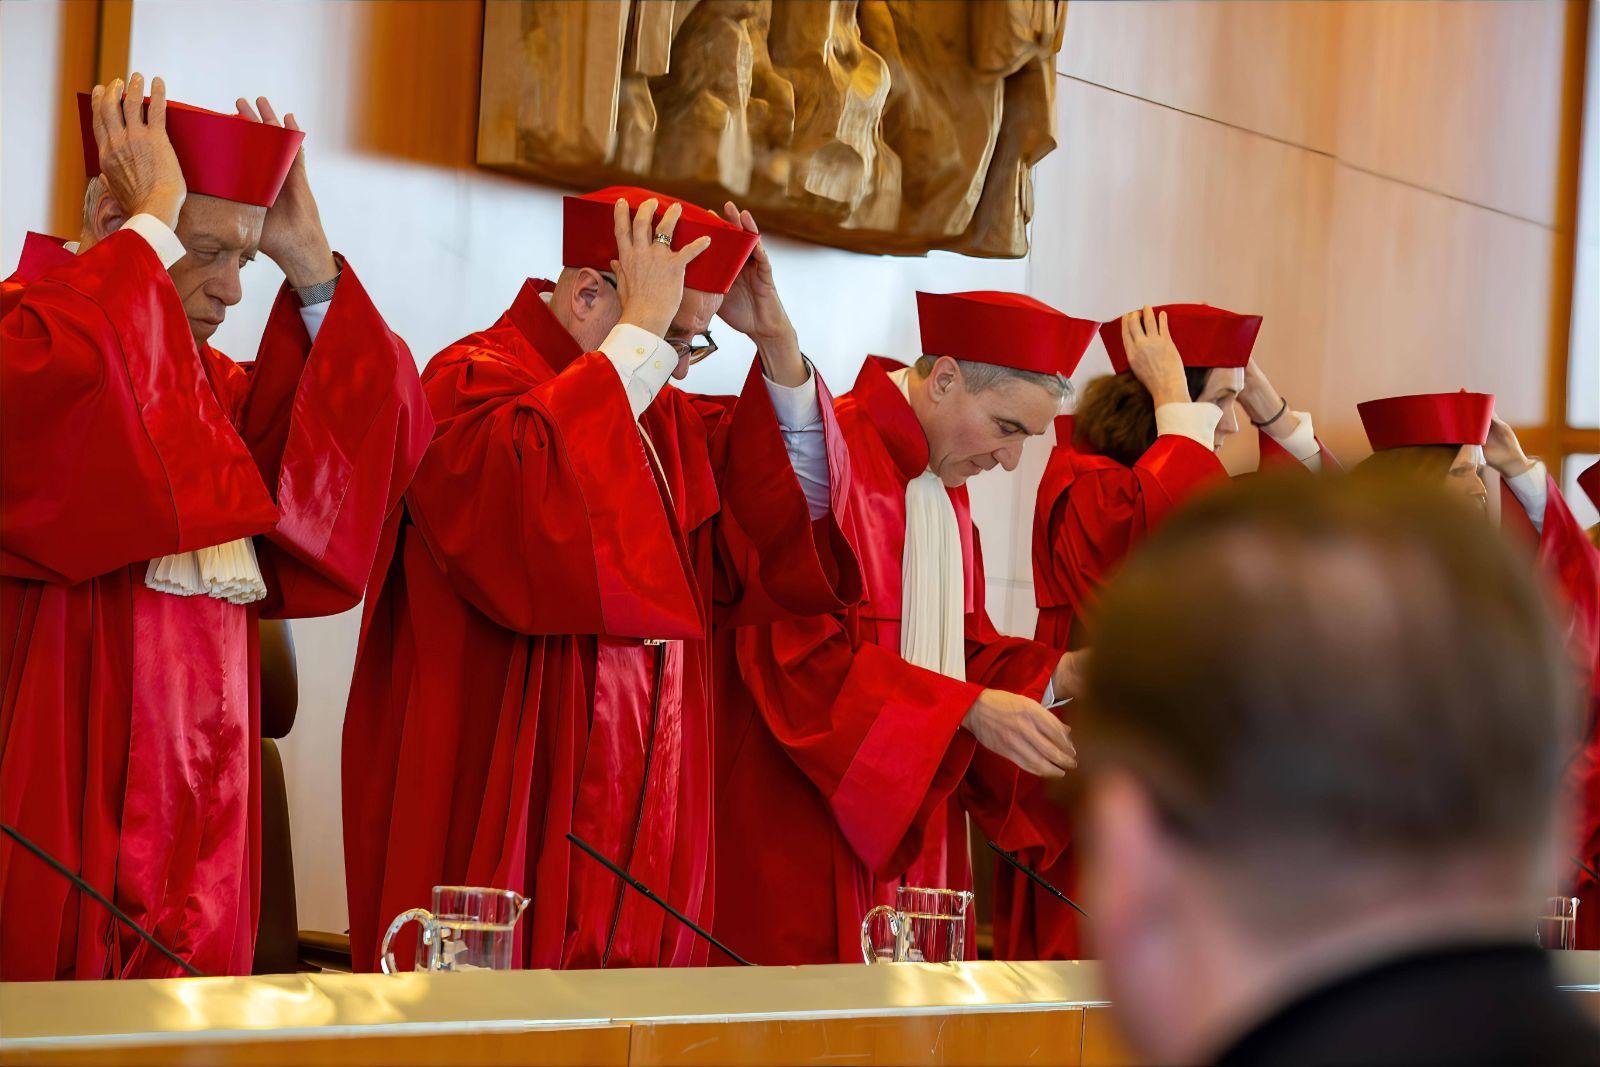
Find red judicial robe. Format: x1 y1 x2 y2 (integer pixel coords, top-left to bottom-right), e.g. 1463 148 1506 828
1498 475 1600 950
1003 422 1338 960
715 356 1064 965
341 280 856 973
0 230 430 980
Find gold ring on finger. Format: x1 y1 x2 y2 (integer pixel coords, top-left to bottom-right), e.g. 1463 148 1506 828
653 231 673 245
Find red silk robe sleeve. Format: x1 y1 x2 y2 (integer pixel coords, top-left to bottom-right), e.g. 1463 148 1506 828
961 531 1067 858
214 262 432 618
734 614 984 877
1500 476 1600 682
703 359 862 627
405 348 703 640
1040 436 1225 619
1 231 279 585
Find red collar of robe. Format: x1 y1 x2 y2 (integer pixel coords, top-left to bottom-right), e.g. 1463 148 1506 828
851 356 932 484
841 355 980 619
12 232 76 284
506 278 587 373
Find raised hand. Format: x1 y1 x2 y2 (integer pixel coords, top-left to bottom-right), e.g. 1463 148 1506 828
715 203 805 382
91 73 186 230
963 688 1078 778
610 198 711 339
1123 306 1190 407
1484 415 1535 479
235 96 335 288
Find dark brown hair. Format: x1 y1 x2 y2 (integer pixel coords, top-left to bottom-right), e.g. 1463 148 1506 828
1072 367 1213 467
1352 443 1460 484
1081 473 1574 893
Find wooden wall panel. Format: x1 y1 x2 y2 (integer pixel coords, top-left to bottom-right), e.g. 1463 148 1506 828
1334 0 1585 228
1319 164 1560 458
1058 0 1342 152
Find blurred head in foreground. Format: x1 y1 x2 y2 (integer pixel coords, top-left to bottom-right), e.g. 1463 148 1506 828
1078 473 1584 1064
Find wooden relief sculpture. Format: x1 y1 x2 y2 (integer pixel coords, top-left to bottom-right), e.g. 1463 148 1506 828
477 0 1066 258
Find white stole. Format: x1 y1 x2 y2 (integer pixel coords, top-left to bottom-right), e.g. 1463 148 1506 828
889 368 966 681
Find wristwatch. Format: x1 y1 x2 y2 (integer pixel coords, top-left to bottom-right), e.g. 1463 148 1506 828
294 262 341 307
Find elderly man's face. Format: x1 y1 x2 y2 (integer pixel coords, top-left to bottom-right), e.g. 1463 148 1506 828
1446 444 1490 513
667 288 723 380
168 194 265 345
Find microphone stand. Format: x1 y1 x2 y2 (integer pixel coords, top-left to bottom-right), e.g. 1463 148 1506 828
1 820 203 977
567 832 754 966
987 841 1091 921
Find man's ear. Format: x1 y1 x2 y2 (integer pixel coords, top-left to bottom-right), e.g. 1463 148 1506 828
568 267 607 321
925 355 961 403
88 185 130 244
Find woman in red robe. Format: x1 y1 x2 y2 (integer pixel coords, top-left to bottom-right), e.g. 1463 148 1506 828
1005 306 1337 961
1355 394 1600 952
0 77 431 980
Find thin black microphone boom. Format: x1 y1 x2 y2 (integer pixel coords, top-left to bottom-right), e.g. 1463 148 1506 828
1575 856 1600 883
987 841 1091 921
567 832 754 966
1 820 203 978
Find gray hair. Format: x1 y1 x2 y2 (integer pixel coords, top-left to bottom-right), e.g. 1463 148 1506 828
82 175 109 228
913 353 1073 403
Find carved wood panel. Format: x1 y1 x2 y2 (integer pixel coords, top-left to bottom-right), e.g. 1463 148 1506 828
477 0 1065 257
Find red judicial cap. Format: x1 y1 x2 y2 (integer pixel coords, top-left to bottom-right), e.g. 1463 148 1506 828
1099 304 1262 374
915 291 1097 377
563 186 758 296
1577 459 1600 511
77 93 302 208
1357 391 1495 451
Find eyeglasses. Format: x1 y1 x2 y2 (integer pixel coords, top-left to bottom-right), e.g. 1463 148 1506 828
668 330 718 366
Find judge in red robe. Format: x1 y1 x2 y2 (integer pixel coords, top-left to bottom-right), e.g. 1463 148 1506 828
1356 394 1600 951
341 187 858 972
1007 306 1339 961
715 291 1089 965
1574 460 1600 950
0 77 430 980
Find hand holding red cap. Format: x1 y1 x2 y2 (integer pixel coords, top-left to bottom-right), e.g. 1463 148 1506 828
88 73 187 231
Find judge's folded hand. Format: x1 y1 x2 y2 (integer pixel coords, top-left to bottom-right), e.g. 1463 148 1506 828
1123 307 1189 407
963 689 1078 778
1484 416 1536 480
235 96 337 289
611 198 712 340
91 73 187 230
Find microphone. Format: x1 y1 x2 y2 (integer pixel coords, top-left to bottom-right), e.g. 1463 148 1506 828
987 841 1091 921
1 820 203 978
567 832 754 966
1574 856 1600 883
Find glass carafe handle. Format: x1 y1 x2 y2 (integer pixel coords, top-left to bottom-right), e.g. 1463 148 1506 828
380 907 437 974
860 904 900 964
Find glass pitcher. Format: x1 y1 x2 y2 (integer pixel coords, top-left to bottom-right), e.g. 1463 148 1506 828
860 886 974 964
380 885 531 974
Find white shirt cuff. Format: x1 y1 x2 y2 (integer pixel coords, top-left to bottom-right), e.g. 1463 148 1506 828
765 362 823 430
1154 402 1222 449
599 322 678 418
121 213 186 270
1505 460 1548 533
1270 409 1323 471
298 300 331 343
